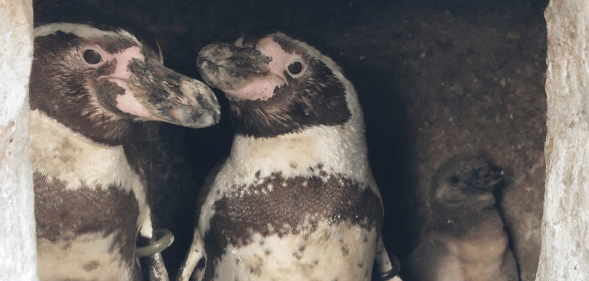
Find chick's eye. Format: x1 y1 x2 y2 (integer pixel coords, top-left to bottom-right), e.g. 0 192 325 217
449 175 460 186
287 61 303 75
83 49 102 65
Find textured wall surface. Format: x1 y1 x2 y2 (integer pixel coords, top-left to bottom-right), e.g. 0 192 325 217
538 0 589 280
325 8 546 281
0 0 37 280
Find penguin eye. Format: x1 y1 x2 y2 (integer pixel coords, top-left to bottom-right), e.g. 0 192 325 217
287 60 305 77
471 168 482 179
83 49 102 65
449 175 461 186
288 62 302 74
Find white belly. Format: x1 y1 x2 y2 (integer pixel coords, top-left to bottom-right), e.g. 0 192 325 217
209 221 378 281
37 232 135 281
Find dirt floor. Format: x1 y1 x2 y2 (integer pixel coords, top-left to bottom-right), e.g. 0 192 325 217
67 0 548 279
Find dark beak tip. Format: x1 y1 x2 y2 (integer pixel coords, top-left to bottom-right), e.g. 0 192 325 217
189 113 220 128
185 105 221 129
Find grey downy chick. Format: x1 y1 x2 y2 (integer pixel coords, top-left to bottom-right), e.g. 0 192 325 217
407 154 519 281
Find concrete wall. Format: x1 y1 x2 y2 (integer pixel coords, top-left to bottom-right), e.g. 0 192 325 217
538 0 589 280
0 0 38 280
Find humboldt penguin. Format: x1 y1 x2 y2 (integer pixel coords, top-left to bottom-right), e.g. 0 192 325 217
407 154 519 281
176 30 402 281
30 3 220 280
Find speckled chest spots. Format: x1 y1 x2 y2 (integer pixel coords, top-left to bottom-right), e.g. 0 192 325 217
34 172 140 266
206 222 379 281
203 170 383 255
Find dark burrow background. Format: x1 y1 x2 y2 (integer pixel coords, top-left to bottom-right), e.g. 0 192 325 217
65 0 548 280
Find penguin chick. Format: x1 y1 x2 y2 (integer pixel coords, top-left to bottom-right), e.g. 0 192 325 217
31 3 220 281
407 154 519 281
177 30 401 281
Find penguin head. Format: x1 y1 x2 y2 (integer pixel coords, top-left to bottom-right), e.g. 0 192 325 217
197 30 362 139
430 154 503 216
30 2 220 145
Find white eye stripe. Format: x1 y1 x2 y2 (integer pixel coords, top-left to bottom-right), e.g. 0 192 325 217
34 23 140 47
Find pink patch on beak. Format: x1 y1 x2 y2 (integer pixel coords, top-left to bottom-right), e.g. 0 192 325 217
224 77 284 101
115 91 156 119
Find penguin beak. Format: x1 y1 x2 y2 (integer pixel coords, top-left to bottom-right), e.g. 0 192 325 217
125 58 221 128
472 167 503 190
196 43 271 91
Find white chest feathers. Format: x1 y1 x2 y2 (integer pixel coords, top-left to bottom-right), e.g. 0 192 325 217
31 109 150 281
30 109 142 192
198 171 382 280
410 211 519 281
210 221 379 281
192 129 383 281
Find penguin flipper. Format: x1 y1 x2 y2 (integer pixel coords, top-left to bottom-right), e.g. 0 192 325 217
176 230 205 281
374 234 403 281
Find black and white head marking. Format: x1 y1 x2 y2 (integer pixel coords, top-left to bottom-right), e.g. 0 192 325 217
197 30 371 189
31 9 220 145
198 31 355 139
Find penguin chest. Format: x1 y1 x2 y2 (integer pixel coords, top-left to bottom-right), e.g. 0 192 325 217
34 172 143 281
199 170 383 281
437 215 511 281
31 111 148 281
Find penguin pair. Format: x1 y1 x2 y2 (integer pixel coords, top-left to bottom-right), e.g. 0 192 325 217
31 3 219 280
33 2 400 279
176 30 401 281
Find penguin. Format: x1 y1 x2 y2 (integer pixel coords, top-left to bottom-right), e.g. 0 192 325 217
30 3 220 281
176 30 402 281
407 154 519 281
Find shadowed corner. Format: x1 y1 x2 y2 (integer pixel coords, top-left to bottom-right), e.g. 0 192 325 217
128 88 233 280
347 62 417 275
